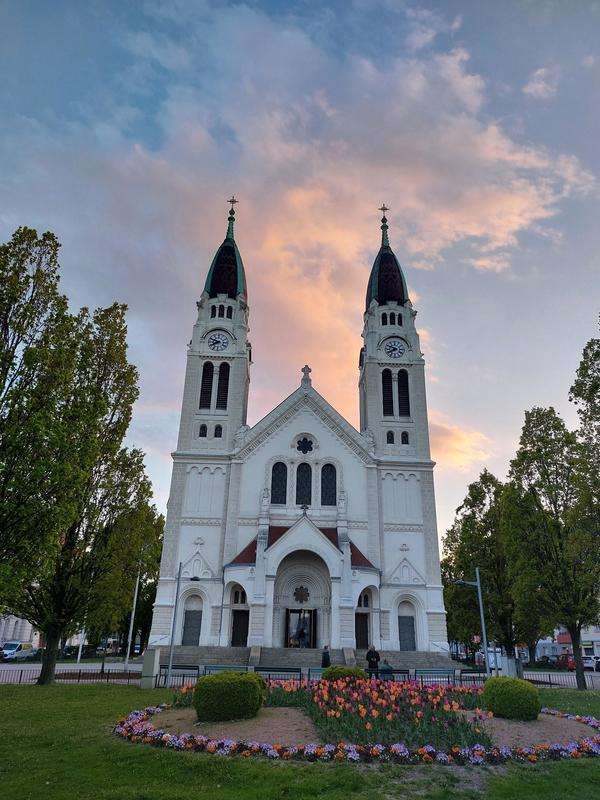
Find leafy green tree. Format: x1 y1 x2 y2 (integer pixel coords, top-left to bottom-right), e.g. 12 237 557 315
0 228 74 596
441 544 480 662
503 405 600 689
8 302 149 683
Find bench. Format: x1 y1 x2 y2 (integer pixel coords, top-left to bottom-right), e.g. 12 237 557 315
378 669 410 681
203 664 248 675
254 667 302 680
159 663 200 676
414 669 456 684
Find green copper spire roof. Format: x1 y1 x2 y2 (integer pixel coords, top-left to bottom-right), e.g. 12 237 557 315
203 197 247 300
365 205 409 311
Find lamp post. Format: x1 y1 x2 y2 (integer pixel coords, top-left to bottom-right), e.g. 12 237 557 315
165 564 201 688
453 567 491 676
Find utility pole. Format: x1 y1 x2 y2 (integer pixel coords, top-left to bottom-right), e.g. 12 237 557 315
166 562 183 688
124 565 141 672
453 567 491 676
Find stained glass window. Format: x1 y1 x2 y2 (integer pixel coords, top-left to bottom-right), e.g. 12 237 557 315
321 463 337 506
271 462 287 504
296 437 313 454
296 463 312 505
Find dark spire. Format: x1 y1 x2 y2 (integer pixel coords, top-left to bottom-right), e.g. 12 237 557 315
203 197 247 300
365 204 409 311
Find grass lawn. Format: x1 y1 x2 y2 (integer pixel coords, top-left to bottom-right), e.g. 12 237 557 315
1 684 599 800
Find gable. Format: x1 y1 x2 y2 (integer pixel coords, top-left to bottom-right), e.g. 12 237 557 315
388 556 426 586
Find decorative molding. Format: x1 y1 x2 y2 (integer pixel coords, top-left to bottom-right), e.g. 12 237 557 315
388 556 426 586
238 517 259 526
383 523 423 532
348 521 369 529
180 517 222 526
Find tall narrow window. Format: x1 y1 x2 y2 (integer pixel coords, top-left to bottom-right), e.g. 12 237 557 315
199 362 214 409
397 313 402 326
382 313 388 326
398 369 410 416
218 305 225 317
211 306 216 318
226 306 233 319
401 431 409 444
214 425 223 438
389 312 396 325
296 463 312 505
321 463 337 506
382 369 394 416
386 431 394 444
216 363 230 410
199 424 207 438
271 462 287 504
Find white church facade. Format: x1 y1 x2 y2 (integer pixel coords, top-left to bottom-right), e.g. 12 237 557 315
149 203 448 655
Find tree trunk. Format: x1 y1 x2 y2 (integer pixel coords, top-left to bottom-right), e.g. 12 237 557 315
568 625 587 691
527 642 537 666
37 628 61 685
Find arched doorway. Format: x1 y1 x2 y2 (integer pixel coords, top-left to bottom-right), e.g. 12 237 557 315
230 584 249 647
181 595 203 646
355 589 372 649
398 600 417 651
273 550 331 648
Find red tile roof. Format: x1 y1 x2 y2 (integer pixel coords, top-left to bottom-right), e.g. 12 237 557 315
229 524 375 570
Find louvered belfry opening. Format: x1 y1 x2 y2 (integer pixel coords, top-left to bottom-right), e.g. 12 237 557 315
382 368 394 416
398 369 410 416
216 362 230 409
199 362 214 409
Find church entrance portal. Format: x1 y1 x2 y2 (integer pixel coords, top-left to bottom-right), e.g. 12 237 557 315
355 613 369 649
285 608 317 648
231 610 249 647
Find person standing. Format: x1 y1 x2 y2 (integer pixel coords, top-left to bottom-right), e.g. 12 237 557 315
321 644 331 668
366 644 380 677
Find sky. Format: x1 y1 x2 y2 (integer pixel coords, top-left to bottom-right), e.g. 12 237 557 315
1 0 599 540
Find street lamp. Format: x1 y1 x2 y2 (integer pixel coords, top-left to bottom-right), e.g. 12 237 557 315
165 565 201 688
453 566 491 676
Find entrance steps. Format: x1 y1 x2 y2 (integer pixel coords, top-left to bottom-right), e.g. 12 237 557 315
355 649 461 671
170 646 251 666
259 647 345 668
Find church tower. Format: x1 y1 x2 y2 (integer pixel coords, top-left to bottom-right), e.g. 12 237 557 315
176 198 251 454
359 207 432 462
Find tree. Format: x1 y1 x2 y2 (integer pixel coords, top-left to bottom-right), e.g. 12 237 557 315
8 301 149 683
504 405 600 689
0 228 75 597
442 470 519 654
441 541 480 662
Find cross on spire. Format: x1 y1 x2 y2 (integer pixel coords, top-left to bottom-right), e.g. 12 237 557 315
301 364 312 387
379 203 390 247
226 196 238 239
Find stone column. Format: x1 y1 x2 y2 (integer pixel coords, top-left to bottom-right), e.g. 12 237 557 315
263 577 275 647
330 579 341 648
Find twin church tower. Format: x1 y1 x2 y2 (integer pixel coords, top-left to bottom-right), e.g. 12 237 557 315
149 200 448 656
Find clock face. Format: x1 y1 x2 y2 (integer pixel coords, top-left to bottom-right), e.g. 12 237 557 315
207 332 229 352
384 338 407 359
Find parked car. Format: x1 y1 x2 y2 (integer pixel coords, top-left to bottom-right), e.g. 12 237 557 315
582 656 597 671
1 641 35 661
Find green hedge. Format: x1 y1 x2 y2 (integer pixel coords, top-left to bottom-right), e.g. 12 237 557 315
482 676 540 721
322 666 367 681
193 671 265 721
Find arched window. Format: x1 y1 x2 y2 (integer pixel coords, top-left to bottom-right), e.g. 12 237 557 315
321 463 337 506
397 369 410 416
271 462 287 505
199 362 214 409
233 588 246 605
216 363 230 410
226 306 233 319
397 313 402 326
296 463 312 505
382 313 388 326
358 591 370 608
389 312 396 325
401 431 409 444
386 430 395 444
382 369 394 416
214 424 222 438
218 305 225 317
210 306 216 318
199 424 207 438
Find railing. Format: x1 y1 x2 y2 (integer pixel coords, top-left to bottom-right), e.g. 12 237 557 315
0 668 140 685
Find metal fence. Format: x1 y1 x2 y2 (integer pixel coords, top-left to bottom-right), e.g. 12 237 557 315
0 668 140 685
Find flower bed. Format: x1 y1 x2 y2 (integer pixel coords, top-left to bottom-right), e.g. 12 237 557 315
113 680 600 766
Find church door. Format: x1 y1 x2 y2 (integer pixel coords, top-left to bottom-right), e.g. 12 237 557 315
355 613 369 649
398 616 416 651
231 610 249 647
182 610 202 646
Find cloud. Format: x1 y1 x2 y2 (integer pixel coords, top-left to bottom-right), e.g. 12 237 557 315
429 412 493 472
405 7 462 52
523 65 561 99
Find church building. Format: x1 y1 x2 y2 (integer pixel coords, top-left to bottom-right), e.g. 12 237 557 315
149 202 448 656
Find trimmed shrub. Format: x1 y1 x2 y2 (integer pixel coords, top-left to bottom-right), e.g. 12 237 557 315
482 676 540 721
322 665 367 681
193 671 264 721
